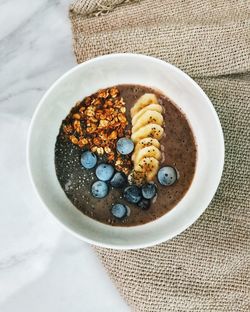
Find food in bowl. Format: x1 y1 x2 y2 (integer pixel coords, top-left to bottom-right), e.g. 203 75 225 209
55 84 196 226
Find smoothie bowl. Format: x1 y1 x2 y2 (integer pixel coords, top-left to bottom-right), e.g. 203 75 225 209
27 54 224 249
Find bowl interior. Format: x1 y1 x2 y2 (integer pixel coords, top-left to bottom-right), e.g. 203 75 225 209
28 54 224 249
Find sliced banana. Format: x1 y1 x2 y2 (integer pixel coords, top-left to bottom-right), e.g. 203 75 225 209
134 146 161 164
134 138 161 152
134 157 160 182
131 93 158 118
132 104 163 126
131 124 164 143
132 138 161 161
130 93 164 183
128 170 145 186
132 110 163 133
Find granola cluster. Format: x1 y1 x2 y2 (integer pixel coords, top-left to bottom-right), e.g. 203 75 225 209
62 87 132 175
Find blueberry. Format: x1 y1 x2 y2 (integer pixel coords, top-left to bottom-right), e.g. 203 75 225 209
110 172 127 188
123 185 141 204
142 183 157 199
157 166 177 186
111 203 128 219
137 199 150 210
91 181 109 198
117 137 134 155
96 163 115 181
81 151 97 169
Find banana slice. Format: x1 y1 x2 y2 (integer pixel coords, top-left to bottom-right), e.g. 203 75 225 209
132 138 160 161
131 94 158 118
134 157 160 182
132 104 163 126
134 137 161 152
132 110 164 133
134 146 161 164
131 124 164 143
130 93 164 183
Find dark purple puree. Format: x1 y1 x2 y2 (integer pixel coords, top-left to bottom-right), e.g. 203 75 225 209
54 85 197 226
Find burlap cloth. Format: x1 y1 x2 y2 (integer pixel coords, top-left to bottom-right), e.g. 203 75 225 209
69 1 250 311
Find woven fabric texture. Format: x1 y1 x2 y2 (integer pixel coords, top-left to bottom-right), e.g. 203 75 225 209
69 1 250 311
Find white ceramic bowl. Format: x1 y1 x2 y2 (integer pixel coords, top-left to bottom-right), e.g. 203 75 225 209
27 53 224 249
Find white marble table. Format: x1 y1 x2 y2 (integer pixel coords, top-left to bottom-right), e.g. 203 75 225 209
0 0 129 310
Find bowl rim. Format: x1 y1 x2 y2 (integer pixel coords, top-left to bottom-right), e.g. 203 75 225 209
27 53 225 249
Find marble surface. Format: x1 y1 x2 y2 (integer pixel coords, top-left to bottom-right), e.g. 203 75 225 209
0 0 129 311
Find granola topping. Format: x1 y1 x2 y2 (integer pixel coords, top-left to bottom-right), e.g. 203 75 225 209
62 87 132 174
